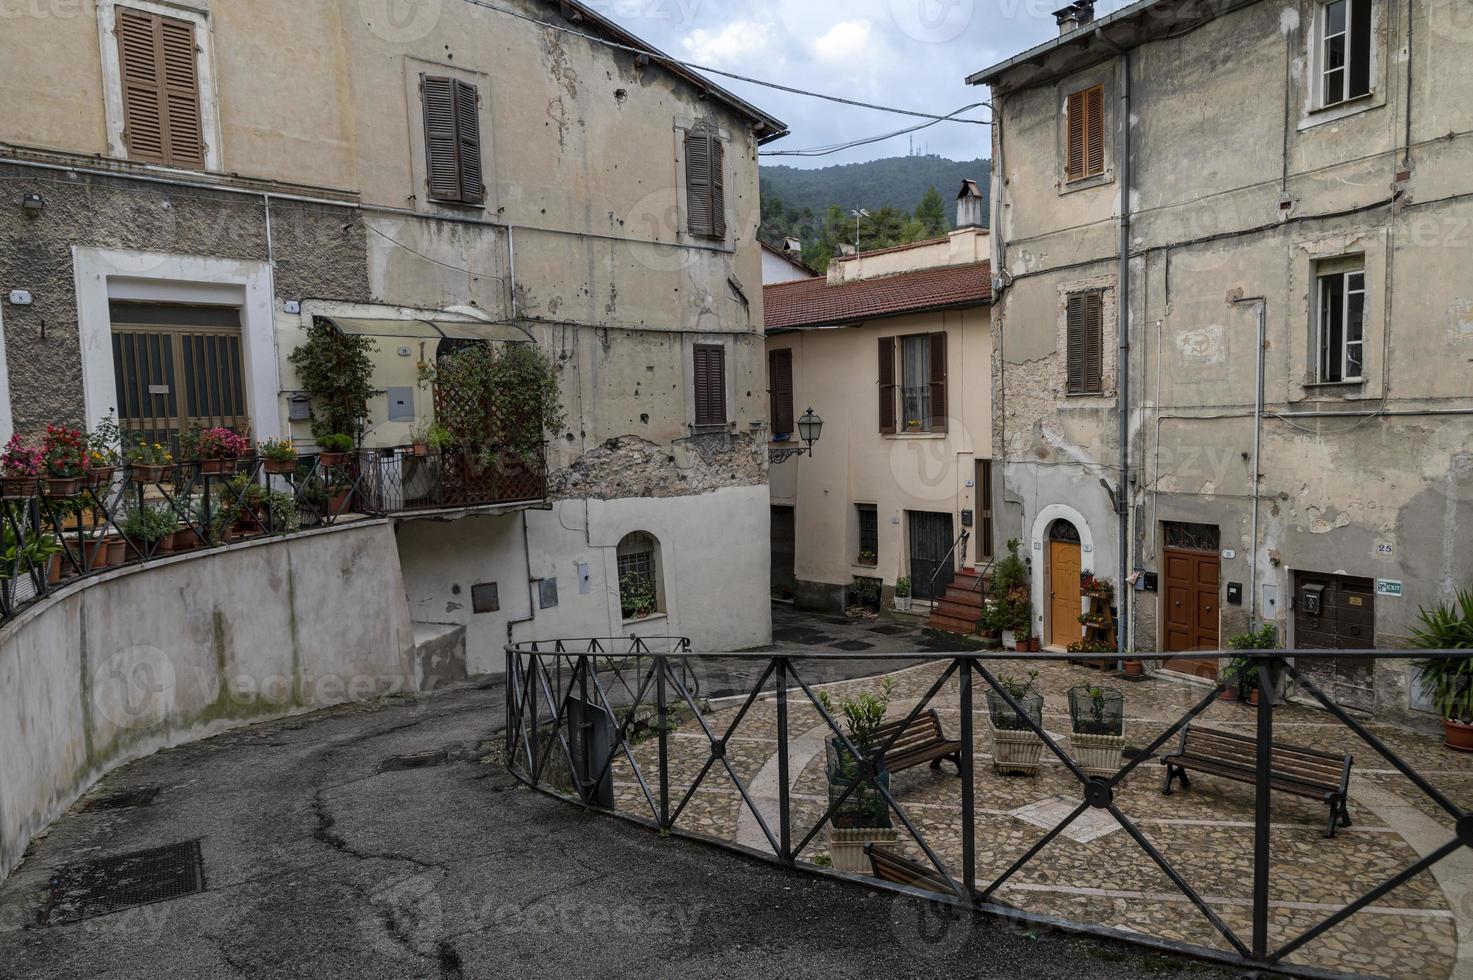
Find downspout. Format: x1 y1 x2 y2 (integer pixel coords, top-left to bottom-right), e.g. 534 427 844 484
1114 46 1132 659
1233 297 1268 622
507 225 519 320
506 510 537 645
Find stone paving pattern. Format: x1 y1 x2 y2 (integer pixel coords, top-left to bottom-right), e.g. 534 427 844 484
599 633 1473 980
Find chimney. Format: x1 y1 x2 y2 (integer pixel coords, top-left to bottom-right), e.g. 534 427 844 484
783 236 802 254
1053 1 1095 36
955 179 984 229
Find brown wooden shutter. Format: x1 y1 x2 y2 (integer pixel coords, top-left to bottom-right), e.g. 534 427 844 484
685 129 713 237
709 135 726 239
877 336 896 433
1065 89 1085 182
1066 293 1086 393
928 332 948 433
117 7 203 169
769 348 794 434
1085 85 1105 177
454 80 484 204
693 345 726 426
423 75 462 201
1083 292 1104 393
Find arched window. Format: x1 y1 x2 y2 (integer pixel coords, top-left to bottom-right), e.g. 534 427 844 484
1048 519 1080 543
617 531 664 620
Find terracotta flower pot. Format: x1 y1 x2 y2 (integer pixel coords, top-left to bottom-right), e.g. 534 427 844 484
170 528 199 553
1 475 35 499
411 442 429 458
84 536 111 571
1218 685 1240 702
264 458 296 476
319 451 349 467
43 477 82 498
199 458 234 476
130 463 166 483
48 553 64 585
1245 689 1260 706
106 536 127 566
85 466 116 489
327 490 350 517
1443 719 1473 753
1124 660 1144 677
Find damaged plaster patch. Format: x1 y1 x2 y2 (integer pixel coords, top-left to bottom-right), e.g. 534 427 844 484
547 435 763 501
1303 505 1352 534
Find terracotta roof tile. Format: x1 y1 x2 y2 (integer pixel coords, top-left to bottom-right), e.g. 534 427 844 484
763 262 991 332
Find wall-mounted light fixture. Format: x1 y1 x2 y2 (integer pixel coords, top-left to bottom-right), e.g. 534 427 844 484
21 193 44 218
768 407 823 464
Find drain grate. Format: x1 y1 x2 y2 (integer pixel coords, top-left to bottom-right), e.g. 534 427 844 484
377 748 452 773
81 786 161 812
44 840 205 925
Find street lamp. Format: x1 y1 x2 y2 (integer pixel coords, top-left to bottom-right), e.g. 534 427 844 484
769 407 823 463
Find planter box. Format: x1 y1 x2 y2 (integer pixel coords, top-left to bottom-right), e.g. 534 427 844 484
825 827 899 875
264 459 297 476
130 464 167 484
988 720 1044 776
1 476 35 499
894 596 912 612
1069 731 1126 779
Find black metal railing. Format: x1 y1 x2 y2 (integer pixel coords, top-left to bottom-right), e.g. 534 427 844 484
923 527 969 602
0 444 548 628
505 640 1473 979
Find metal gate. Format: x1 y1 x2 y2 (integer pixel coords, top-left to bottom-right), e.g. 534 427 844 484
110 302 249 446
1294 572 1376 711
770 505 796 596
907 510 954 600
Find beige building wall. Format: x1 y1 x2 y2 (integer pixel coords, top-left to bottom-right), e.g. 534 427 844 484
769 302 992 610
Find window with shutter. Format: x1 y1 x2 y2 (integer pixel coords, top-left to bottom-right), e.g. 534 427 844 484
877 336 896 433
116 6 204 169
693 345 726 426
1066 291 1104 395
685 126 725 239
768 348 794 435
1065 84 1105 181
423 76 485 205
927 331 948 433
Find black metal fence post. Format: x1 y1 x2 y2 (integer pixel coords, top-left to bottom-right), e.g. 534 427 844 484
656 653 670 831
959 658 975 901
1252 655 1279 959
776 656 791 863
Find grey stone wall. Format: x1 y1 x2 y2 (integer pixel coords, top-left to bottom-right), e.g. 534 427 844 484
0 162 369 432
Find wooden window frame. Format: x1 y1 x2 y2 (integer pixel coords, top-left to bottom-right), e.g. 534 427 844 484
1065 291 1105 396
1065 84 1106 182
1318 0 1373 109
1316 265 1366 384
977 460 994 561
692 344 727 427
768 347 794 436
422 75 485 206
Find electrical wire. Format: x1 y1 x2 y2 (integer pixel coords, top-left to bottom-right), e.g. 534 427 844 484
760 103 991 158
458 0 990 125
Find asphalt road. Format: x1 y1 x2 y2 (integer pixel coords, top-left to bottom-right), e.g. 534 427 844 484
0 678 1234 979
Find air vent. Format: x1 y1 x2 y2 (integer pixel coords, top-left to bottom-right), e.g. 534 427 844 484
44 840 205 925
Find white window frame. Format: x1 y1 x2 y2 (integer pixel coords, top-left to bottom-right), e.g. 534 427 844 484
899 334 932 432
1316 0 1372 109
1316 264 1366 384
97 0 224 172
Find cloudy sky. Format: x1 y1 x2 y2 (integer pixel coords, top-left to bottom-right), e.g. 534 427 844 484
592 1 1134 167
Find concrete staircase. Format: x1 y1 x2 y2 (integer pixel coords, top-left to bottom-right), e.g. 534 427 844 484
924 568 988 637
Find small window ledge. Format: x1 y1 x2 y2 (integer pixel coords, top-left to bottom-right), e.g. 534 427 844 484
1299 380 1368 396
884 431 945 440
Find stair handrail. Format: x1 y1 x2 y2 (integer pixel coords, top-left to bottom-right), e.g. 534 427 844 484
924 528 969 601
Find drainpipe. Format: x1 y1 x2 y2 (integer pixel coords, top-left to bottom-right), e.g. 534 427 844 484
1233 297 1267 622
1115 47 1132 659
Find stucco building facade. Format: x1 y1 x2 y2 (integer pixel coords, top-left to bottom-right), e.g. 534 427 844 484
0 0 786 669
970 0 1473 721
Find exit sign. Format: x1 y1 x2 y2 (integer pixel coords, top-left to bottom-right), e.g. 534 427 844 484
1376 579 1403 598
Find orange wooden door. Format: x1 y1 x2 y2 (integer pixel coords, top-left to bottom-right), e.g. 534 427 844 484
1048 540 1082 648
1162 547 1221 678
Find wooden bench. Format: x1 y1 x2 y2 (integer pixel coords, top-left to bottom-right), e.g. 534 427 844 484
875 708 963 776
866 844 953 895
1161 725 1353 838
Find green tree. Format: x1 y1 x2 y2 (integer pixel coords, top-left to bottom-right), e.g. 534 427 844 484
915 185 946 237
288 321 378 441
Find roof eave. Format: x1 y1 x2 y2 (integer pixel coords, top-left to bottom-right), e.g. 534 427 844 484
765 296 992 334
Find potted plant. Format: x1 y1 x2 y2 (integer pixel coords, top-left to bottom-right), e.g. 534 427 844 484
1409 589 1473 751
905 418 924 433
196 427 249 476
818 678 898 873
262 489 302 533
1 435 41 499
40 425 87 497
126 437 173 484
983 539 1032 649
987 670 1045 776
121 504 177 559
85 412 122 488
857 549 877 567
1068 685 1126 777
318 433 353 467
619 573 656 620
258 438 298 476
893 576 912 612
847 576 880 613
1225 624 1277 705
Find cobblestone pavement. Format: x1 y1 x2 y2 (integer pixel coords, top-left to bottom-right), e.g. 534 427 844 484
605 609 1473 980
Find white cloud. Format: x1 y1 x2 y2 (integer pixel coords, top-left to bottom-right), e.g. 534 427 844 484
680 20 772 67
811 19 874 64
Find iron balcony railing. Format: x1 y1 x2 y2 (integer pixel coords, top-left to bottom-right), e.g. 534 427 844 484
0 444 547 627
505 639 1473 980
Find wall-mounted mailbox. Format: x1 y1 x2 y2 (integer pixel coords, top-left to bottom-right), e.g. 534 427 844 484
960 509 973 527
1138 572 1158 592
288 392 312 421
1226 582 1243 606
1302 583 1325 616
386 387 415 422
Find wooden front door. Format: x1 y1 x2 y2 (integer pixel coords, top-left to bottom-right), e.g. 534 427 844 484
1294 573 1375 711
1162 547 1221 678
1048 540 1082 649
770 506 796 596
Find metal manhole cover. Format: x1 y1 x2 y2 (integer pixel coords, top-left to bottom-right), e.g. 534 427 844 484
44 840 205 925
866 624 907 636
378 748 453 773
81 787 161 812
830 639 875 651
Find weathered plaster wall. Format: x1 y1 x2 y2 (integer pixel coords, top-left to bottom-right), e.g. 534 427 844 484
0 163 367 433
0 521 418 882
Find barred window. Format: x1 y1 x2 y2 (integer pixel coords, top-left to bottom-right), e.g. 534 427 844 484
616 531 662 619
